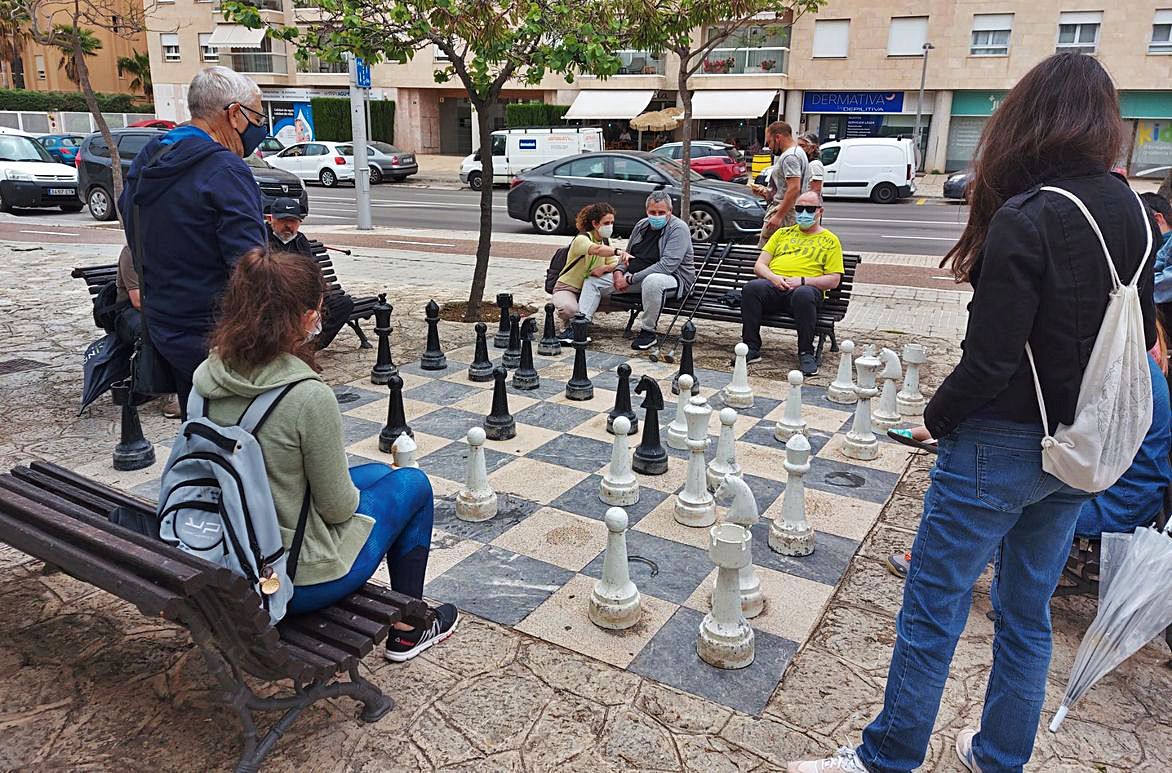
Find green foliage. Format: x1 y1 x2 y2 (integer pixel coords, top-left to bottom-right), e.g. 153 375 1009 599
505 101 569 128
0 87 145 112
116 50 152 95
50 25 102 84
369 99 394 143
310 97 350 141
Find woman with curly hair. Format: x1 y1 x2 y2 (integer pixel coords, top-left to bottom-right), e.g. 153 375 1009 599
551 201 626 342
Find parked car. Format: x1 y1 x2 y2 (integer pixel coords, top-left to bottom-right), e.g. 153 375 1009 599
506 151 765 243
266 141 356 187
36 134 86 165
460 127 604 190
943 169 972 201
128 119 177 129
244 154 310 216
367 141 417 183
253 136 285 159
649 141 748 183
0 132 82 213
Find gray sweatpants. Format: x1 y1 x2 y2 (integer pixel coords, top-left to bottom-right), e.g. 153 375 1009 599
578 272 679 332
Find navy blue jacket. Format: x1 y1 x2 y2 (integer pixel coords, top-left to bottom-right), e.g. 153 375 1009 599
119 126 265 329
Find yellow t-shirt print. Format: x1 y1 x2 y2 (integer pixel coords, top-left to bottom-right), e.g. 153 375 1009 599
763 225 845 279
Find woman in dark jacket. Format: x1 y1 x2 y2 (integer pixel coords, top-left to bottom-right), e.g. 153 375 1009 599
790 55 1158 773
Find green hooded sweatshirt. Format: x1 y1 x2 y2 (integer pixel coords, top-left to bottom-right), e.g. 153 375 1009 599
192 353 369 586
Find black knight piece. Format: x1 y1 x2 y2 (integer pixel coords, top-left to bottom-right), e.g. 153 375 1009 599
467 321 495 382
484 366 517 440
370 293 397 384
607 363 638 435
511 318 540 390
537 302 561 357
671 320 701 395
379 375 413 452
420 300 447 371
632 375 668 475
111 381 155 471
565 313 593 401
503 312 522 369
494 293 513 349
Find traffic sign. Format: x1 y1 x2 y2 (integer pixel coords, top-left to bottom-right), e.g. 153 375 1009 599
355 57 371 89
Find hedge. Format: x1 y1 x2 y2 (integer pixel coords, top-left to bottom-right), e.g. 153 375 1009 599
0 88 148 113
310 97 394 144
505 101 569 128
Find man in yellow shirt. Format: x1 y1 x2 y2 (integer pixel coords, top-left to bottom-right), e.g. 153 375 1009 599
741 191 843 376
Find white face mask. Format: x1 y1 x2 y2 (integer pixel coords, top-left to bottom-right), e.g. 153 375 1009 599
275 230 298 244
305 311 322 341
598 224 614 239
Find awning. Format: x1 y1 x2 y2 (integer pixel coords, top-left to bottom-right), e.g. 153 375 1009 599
690 90 779 119
207 25 266 49
565 90 654 120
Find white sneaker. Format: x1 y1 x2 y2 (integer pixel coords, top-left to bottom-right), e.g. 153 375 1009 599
955 728 981 772
788 746 868 773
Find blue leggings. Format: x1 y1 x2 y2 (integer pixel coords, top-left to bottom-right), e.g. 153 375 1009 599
287 463 434 615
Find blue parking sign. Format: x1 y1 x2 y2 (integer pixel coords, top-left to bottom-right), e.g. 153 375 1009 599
355 57 371 89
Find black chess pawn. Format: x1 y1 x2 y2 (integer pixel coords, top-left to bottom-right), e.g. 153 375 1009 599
379 375 413 452
511 318 540 390
420 299 447 371
671 320 701 396
111 381 155 471
565 313 593 401
494 293 513 349
467 321 495 382
484 366 517 440
502 312 522 369
537 302 561 357
370 293 397 385
606 363 639 435
632 375 668 475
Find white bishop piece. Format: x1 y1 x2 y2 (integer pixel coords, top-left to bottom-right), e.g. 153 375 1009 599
843 354 881 461
721 343 754 409
773 370 807 443
769 434 815 556
589 507 642 630
455 427 498 521
599 416 640 506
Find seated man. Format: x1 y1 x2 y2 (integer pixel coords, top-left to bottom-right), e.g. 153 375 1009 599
113 244 182 418
740 191 842 376
266 197 355 350
576 190 695 350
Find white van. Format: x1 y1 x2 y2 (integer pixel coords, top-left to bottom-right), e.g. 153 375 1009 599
459 127 604 190
819 138 917 204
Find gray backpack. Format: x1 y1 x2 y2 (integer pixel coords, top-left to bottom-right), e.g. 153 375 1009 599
157 381 311 623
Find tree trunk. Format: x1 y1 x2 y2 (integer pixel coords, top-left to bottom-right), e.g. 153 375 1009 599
463 99 497 322
677 55 692 229
75 38 122 222
1160 168 1172 200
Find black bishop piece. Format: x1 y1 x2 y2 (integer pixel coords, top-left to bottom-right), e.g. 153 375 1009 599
379 374 413 452
511 318 540 390
467 321 495 382
537 302 561 357
565 313 593 401
671 320 700 395
632 375 668 475
484 366 517 440
502 312 522 369
607 363 638 435
494 293 513 349
370 293 397 385
420 300 447 371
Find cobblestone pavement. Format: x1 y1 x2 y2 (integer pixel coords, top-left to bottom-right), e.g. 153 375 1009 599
1 242 1169 771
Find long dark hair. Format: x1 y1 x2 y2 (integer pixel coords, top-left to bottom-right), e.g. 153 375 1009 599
943 54 1124 281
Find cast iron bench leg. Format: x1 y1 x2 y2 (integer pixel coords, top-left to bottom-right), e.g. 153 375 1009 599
623 309 638 339
829 329 838 353
349 320 373 349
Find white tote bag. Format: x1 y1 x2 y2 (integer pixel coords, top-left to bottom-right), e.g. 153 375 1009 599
1024 185 1154 493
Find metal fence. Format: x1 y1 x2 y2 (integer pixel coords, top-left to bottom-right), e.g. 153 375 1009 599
0 110 156 135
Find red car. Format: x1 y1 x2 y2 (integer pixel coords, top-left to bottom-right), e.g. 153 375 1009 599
649 141 748 183
128 118 177 129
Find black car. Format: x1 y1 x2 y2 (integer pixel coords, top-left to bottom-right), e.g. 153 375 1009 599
77 128 308 221
506 151 765 243
943 170 971 201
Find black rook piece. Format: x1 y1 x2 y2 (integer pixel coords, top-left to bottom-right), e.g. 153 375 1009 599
370 293 397 385
379 375 413 452
111 381 155 471
467 321 495 382
537 302 562 357
632 375 668 475
511 318 540 390
671 320 700 395
565 313 593 401
607 363 638 435
494 293 513 349
484 366 517 440
420 300 447 371
502 313 522 370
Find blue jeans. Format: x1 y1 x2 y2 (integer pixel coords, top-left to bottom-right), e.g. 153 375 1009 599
287 464 434 615
857 420 1091 773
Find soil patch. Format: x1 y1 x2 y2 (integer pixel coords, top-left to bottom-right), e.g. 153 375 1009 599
439 300 541 324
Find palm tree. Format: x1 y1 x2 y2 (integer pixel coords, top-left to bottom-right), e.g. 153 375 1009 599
116 49 151 95
51 24 101 84
0 3 29 89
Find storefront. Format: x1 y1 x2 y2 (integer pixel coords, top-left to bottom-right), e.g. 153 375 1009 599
1121 91 1172 177
801 90 933 161
563 90 671 149
945 90 1003 172
693 90 782 155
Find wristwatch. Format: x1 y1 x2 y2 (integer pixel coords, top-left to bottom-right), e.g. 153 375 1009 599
800 277 805 286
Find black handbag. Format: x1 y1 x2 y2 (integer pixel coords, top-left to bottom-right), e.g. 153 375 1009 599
129 143 178 398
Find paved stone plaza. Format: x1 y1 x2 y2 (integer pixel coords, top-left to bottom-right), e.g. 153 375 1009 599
0 240 1169 771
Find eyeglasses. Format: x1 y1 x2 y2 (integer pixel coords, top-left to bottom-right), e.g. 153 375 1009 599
794 205 821 214
225 102 269 129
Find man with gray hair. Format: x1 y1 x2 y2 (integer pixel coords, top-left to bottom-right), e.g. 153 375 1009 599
118 66 269 416
573 190 695 350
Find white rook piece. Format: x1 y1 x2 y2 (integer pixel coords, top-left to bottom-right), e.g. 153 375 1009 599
721 343 754 409
769 434 815 556
773 370 807 443
897 343 927 416
714 475 763 618
391 434 418 469
872 348 902 431
667 373 693 450
827 339 857 405
843 354 881 461
697 522 755 669
675 395 716 527
455 427 497 521
589 507 642 630
599 416 640 506
707 407 743 491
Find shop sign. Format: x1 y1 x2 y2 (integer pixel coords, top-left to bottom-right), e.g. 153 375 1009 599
802 91 904 114
950 91 1005 117
262 87 351 101
272 102 315 144
844 115 884 137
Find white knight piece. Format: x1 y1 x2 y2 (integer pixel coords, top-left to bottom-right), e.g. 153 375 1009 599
714 474 764 618
872 348 902 432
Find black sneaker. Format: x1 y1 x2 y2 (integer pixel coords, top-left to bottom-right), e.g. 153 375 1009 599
631 329 658 350
384 603 459 662
799 352 819 376
730 348 763 366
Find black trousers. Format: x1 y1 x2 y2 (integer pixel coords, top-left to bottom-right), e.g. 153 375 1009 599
316 292 356 350
741 279 822 355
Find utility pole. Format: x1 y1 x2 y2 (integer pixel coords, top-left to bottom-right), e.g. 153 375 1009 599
348 52 373 230
912 42 934 172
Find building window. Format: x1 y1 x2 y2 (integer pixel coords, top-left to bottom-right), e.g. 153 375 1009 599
161 33 181 63
971 14 1012 56
703 24 791 75
199 33 218 62
812 19 850 58
615 51 664 75
1057 11 1102 53
111 14 122 33
35 54 46 80
888 16 929 56
298 55 347 74
1152 10 1172 53
225 37 287 74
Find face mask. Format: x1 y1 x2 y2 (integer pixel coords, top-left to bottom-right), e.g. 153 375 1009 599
274 228 298 244
305 311 322 341
236 114 268 158
598 224 614 239
647 215 668 230
796 212 817 229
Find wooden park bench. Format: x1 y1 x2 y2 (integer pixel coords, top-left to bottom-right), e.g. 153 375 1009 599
0 461 434 772
71 240 379 349
605 242 861 360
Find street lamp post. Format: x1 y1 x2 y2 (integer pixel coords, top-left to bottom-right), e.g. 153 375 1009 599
912 42 934 170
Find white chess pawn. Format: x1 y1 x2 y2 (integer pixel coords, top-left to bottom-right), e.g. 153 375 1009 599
666 373 693 451
391 433 418 469
675 395 716 528
589 507 642 630
773 370 807 443
897 343 927 416
707 407 743 492
842 354 881 461
714 474 764 619
455 427 497 521
599 416 640 506
769 434 815 556
872 348 902 431
827 340 858 405
721 343 754 409
697 522 755 669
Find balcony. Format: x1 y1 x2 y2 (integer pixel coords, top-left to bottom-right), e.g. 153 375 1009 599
702 24 790 75
225 51 288 74
244 0 284 10
298 55 347 74
615 50 664 76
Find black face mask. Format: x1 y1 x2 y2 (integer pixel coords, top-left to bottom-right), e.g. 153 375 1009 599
229 104 268 157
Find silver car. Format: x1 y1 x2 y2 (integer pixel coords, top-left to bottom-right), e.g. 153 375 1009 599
366 142 418 184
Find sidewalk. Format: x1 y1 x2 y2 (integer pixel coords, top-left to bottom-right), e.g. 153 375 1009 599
916 172 1163 198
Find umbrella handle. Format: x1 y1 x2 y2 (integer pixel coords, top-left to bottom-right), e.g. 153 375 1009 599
1048 705 1068 733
